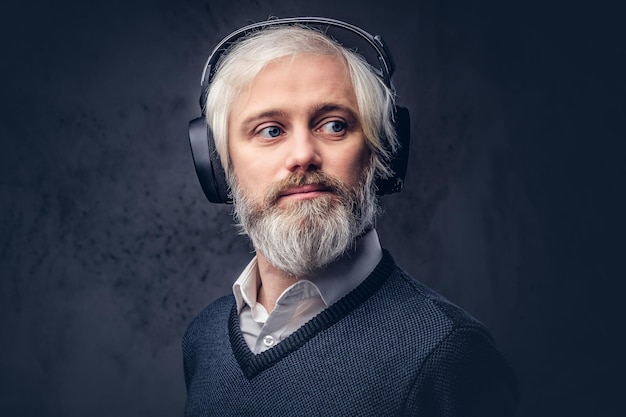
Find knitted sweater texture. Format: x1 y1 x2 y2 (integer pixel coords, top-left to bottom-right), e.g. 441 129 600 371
183 251 518 416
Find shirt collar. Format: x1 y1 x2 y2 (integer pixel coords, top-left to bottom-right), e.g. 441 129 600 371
232 229 382 312
232 257 260 313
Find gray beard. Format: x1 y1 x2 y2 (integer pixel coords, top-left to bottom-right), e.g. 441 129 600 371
231 165 378 278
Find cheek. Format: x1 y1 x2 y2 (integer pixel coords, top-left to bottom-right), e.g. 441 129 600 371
341 145 371 186
231 159 273 202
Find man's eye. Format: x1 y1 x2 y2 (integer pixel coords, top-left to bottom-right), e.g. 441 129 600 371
258 126 283 138
320 120 346 134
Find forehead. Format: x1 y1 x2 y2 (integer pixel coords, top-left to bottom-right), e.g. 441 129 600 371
231 53 358 116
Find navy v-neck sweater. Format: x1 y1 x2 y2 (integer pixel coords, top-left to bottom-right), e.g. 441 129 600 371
183 251 518 416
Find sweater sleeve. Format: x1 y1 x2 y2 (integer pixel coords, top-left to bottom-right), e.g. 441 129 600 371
403 326 519 416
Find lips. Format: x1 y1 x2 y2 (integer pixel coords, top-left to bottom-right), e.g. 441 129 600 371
279 184 332 198
264 172 340 205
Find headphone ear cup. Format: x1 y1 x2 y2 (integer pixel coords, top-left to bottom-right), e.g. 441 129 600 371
375 105 411 195
188 117 232 204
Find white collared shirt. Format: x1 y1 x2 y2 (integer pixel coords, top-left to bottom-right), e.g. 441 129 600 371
232 229 383 354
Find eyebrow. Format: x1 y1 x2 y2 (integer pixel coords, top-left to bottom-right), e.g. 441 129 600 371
240 110 289 131
310 103 360 125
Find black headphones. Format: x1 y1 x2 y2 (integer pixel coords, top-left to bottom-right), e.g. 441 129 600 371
188 17 411 204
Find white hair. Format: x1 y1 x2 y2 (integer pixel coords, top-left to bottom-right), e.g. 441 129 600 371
204 25 398 184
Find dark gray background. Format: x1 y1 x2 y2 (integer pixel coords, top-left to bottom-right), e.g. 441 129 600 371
1 0 624 416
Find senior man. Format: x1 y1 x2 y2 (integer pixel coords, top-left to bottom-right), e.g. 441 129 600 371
183 17 518 416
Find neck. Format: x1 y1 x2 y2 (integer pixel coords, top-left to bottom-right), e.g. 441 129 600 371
255 251 301 312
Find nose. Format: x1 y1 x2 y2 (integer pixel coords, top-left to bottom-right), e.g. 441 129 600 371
284 127 322 173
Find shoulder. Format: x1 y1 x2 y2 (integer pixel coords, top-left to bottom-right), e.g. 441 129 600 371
384 265 508 360
182 294 235 348
380 265 518 414
380 265 492 338
182 295 236 390
357 258 503 365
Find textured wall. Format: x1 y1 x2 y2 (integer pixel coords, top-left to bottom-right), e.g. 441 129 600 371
1 0 624 416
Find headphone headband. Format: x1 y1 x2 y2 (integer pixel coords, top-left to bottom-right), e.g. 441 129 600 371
198 17 397 112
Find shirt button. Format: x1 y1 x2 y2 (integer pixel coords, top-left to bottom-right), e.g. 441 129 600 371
262 335 275 347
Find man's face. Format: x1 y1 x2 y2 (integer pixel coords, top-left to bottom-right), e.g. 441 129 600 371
228 53 370 208
226 53 376 277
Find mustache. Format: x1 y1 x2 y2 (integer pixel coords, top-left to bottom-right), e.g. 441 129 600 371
264 171 350 205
